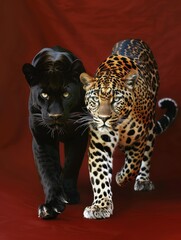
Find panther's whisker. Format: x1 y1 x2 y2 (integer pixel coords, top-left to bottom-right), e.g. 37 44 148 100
80 125 90 136
74 116 92 125
75 121 91 131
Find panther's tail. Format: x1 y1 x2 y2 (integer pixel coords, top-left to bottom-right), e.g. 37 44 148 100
155 98 178 135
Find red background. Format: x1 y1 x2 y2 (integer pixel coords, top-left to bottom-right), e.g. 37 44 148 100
0 0 181 239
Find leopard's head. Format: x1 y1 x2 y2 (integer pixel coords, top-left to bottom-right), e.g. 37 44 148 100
22 47 85 132
80 55 138 131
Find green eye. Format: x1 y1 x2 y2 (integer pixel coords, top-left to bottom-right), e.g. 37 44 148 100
41 93 49 100
63 92 70 98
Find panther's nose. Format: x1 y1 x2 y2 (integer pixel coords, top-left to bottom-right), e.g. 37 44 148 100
48 113 62 120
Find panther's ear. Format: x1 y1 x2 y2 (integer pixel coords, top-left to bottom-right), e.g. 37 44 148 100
80 73 94 90
22 63 37 86
71 59 86 81
124 69 138 90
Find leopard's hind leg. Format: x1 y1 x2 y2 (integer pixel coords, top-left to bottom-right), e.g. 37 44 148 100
116 125 156 191
115 143 143 187
134 130 156 191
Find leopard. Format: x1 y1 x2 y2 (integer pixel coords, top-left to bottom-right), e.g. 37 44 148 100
79 39 178 219
22 46 88 219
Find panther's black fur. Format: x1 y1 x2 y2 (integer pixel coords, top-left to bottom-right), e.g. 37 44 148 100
22 46 88 219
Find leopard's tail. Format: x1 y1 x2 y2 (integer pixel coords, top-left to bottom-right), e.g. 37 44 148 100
155 98 178 135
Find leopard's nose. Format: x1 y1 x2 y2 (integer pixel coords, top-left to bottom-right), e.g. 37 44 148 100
99 116 110 123
48 113 62 120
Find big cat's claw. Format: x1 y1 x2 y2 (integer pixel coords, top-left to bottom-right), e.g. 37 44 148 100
38 200 66 220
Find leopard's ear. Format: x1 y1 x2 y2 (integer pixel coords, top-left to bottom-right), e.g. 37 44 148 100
80 73 95 90
22 63 37 86
124 69 138 90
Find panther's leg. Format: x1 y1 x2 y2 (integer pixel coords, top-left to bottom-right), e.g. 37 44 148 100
63 130 88 204
134 130 156 191
33 138 66 219
83 129 118 219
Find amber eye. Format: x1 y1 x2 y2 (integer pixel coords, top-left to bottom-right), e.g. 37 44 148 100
114 93 123 103
114 97 121 102
63 92 70 98
40 92 49 100
92 97 99 102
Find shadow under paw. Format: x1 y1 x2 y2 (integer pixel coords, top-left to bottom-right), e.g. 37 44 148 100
134 180 155 191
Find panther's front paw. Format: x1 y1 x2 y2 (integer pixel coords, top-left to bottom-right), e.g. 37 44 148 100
83 200 113 219
134 180 155 191
38 199 66 219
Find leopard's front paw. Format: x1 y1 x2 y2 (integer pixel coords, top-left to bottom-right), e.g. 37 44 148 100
83 200 113 219
38 198 66 219
134 180 155 191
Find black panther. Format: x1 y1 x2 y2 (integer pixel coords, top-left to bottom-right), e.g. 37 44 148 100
22 46 88 219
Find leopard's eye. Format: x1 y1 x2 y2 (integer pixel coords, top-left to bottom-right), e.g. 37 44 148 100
114 93 123 103
92 97 99 102
90 92 99 102
40 92 49 100
114 97 121 102
63 92 70 98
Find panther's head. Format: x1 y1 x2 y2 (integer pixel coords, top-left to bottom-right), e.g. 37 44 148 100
80 55 138 131
22 47 85 132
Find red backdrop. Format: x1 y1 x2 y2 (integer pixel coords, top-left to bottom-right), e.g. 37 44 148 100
0 1 181 239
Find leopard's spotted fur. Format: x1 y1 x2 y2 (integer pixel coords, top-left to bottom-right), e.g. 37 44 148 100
80 39 178 219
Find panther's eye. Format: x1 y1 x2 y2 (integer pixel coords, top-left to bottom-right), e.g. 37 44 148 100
40 93 49 100
63 92 70 98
